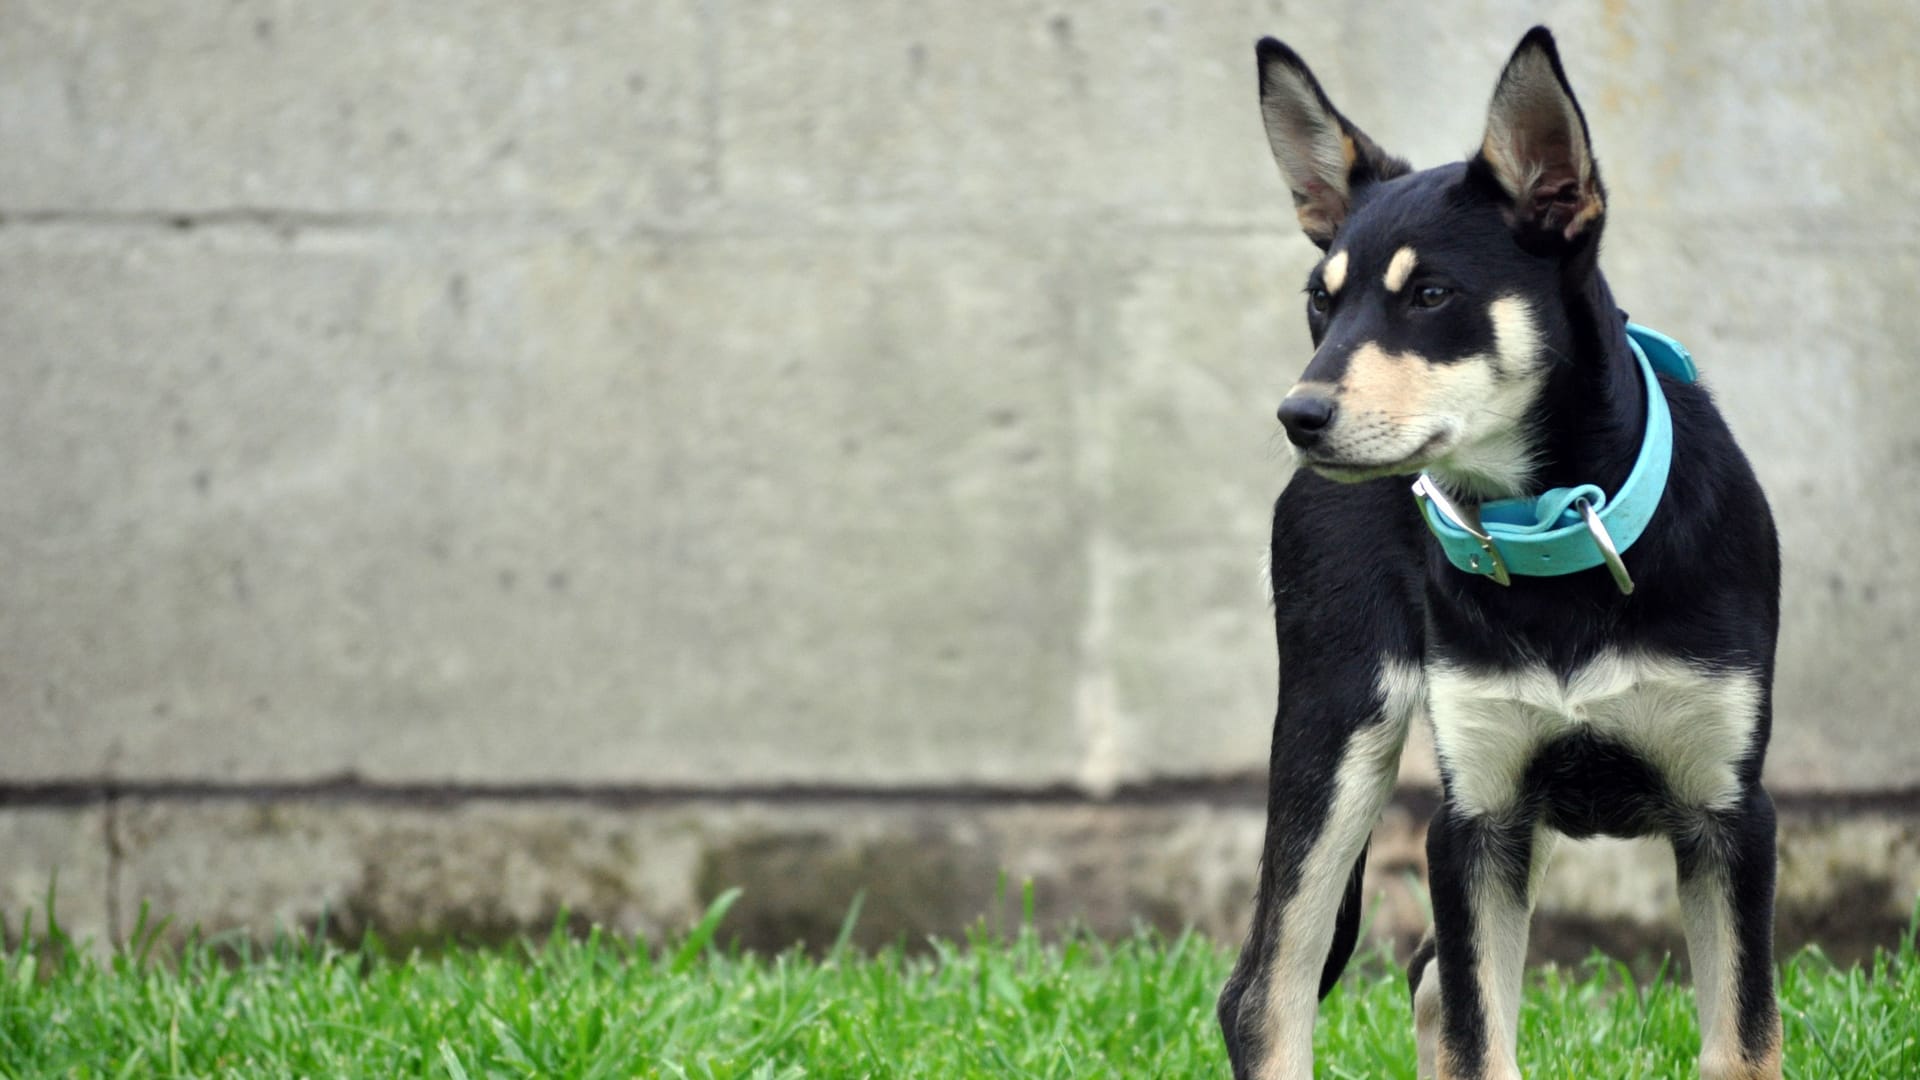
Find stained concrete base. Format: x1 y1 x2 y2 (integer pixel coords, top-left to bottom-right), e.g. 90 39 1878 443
0 807 109 944
4 796 1915 971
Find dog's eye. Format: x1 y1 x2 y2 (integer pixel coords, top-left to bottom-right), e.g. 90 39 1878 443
1307 287 1331 314
1412 285 1453 309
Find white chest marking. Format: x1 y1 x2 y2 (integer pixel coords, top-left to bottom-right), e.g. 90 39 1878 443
1427 651 1761 819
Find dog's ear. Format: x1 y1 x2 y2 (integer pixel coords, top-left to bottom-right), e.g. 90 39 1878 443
1476 27 1604 244
1256 38 1409 249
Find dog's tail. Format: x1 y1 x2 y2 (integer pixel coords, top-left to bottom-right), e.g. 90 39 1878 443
1317 841 1370 998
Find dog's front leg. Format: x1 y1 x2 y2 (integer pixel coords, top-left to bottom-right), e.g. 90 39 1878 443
1218 659 1417 1080
1411 822 1554 1080
1423 806 1542 1080
1676 784 1783 1080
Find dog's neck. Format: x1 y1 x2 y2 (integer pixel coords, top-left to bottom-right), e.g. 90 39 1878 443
1526 268 1647 500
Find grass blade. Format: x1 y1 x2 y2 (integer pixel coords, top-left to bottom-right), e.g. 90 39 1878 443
671 888 742 975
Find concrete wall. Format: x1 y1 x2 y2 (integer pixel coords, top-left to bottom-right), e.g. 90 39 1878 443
3 2 1918 958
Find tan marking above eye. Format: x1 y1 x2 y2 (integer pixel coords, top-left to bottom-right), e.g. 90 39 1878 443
1384 246 1419 292
1486 296 1542 379
1322 250 1349 294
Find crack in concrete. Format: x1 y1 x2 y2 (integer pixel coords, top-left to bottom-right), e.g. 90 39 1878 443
101 793 124 947
1 777 1916 816
1064 220 1126 799
698 0 723 198
0 207 401 230
4 207 1915 247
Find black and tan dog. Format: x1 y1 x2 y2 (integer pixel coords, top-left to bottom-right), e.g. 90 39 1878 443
1216 28 1783 1080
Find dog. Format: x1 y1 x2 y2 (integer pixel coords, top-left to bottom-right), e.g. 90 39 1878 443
1215 27 1782 1080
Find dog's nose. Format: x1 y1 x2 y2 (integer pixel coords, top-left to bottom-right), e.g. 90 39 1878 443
1276 395 1337 448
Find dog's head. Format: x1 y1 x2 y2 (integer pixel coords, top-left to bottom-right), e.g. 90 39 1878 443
1258 28 1605 498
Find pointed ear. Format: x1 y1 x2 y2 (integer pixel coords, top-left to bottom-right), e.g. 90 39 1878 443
1256 38 1409 249
1477 27 1604 243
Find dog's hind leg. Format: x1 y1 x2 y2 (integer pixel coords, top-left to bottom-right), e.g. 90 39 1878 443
1408 931 1442 1079
1676 785 1783 1080
1321 839 1371 998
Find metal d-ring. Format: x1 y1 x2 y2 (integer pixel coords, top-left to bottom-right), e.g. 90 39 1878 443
1413 474 1511 586
1576 497 1635 596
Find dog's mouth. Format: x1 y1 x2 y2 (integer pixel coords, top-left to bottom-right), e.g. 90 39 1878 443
1299 429 1451 482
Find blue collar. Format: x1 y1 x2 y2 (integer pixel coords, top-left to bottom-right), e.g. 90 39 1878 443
1413 323 1697 595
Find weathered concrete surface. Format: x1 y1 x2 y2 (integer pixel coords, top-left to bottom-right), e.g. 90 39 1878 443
93 797 1920 968
4 5 1918 792
0 1 712 216
0 229 1087 786
3 1 1920 948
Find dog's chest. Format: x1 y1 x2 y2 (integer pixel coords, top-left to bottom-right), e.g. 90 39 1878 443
1423 651 1761 820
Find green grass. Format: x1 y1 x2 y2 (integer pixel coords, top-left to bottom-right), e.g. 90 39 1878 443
3 890 1917 1078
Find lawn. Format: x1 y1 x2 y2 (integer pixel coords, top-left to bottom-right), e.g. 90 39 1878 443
3 890 1916 1078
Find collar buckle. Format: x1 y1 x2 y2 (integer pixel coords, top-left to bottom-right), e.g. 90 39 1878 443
1576 497 1635 595
1412 475 1511 586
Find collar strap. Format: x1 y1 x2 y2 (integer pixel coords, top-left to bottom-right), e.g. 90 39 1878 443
1413 323 1697 595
